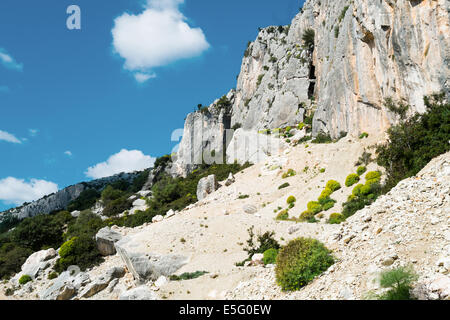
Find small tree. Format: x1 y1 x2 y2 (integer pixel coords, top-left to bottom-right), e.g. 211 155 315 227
302 29 315 50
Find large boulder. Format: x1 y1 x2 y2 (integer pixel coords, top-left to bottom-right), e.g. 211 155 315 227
119 286 157 300
197 175 219 201
40 271 77 300
115 236 189 284
16 248 57 281
95 227 122 256
80 267 125 298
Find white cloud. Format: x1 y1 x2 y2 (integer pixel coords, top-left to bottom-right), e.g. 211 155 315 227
0 177 58 206
112 0 209 81
0 48 23 71
134 72 157 83
85 149 155 179
64 151 73 157
0 130 21 144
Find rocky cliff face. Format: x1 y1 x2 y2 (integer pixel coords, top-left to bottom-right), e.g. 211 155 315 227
172 0 449 175
171 91 234 177
306 0 450 137
1 171 144 220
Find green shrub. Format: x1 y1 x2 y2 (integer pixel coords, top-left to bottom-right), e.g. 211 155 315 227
376 93 449 192
282 169 296 179
345 173 360 187
67 189 100 212
103 197 132 217
307 201 322 214
278 183 290 189
276 210 289 221
54 235 102 273
359 132 369 139
101 185 124 203
170 271 208 281
299 210 315 222
318 188 333 201
352 184 364 196
357 166 367 176
19 275 32 285
243 227 280 259
376 266 418 300
286 196 296 204
312 132 333 144
275 238 334 291
302 28 315 49
0 244 33 280
365 171 381 181
325 180 341 192
322 201 335 211
47 272 58 280
263 248 278 265
10 212 70 252
328 213 345 224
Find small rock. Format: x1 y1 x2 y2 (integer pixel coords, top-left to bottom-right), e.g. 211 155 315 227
154 276 168 288
152 215 164 223
243 205 258 214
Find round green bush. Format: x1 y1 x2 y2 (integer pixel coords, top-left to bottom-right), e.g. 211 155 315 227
275 238 334 291
59 237 77 258
357 166 367 176
286 196 296 204
328 213 345 224
365 171 381 181
318 188 333 202
276 210 289 221
307 201 322 214
325 180 341 192
263 248 278 265
352 184 364 196
55 235 102 273
299 210 315 222
19 275 32 285
360 184 372 196
345 173 360 187
322 201 335 211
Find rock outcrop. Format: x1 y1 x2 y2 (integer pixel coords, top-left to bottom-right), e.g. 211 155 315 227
171 91 234 177
196 175 219 201
95 227 123 256
0 171 146 221
171 0 449 176
115 236 189 283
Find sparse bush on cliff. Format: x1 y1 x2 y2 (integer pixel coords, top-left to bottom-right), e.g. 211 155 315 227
357 166 367 176
345 173 360 187
18 275 32 285
276 210 289 221
286 196 296 204
376 93 449 192
326 180 341 192
275 238 334 291
328 213 345 224
302 28 315 50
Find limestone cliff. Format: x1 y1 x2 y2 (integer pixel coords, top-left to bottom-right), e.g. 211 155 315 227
172 0 449 175
0 171 144 220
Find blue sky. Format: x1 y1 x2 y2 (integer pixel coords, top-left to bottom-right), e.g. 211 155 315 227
0 0 302 210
